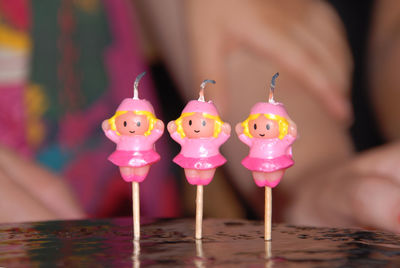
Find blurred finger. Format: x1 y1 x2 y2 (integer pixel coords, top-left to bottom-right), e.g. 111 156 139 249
185 1 229 115
351 176 400 233
230 12 352 122
309 0 354 70
0 170 56 223
0 147 85 219
293 12 353 98
191 38 228 115
353 142 400 183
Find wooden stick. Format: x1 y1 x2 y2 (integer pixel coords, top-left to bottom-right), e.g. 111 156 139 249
133 239 140 268
132 182 140 240
265 241 272 268
195 239 205 268
195 185 204 239
265 186 272 241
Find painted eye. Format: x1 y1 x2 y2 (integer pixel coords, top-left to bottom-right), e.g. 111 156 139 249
123 121 127 127
136 121 141 127
189 120 192 126
202 120 206 126
253 123 257 130
266 124 270 130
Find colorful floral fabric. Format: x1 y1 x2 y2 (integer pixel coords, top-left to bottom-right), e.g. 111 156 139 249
0 0 180 218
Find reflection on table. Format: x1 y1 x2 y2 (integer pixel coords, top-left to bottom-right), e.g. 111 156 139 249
0 218 400 267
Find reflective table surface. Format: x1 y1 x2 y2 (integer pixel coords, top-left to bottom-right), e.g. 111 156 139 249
1 218 400 267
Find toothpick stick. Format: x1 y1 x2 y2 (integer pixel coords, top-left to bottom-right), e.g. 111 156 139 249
132 182 140 239
265 186 272 241
265 241 272 268
195 185 204 239
133 239 140 268
195 239 205 268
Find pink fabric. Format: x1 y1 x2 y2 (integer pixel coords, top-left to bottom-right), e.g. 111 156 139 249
0 0 31 30
242 155 293 172
0 85 30 156
173 153 226 170
171 131 229 158
239 134 295 176
182 100 219 116
108 149 160 167
104 128 163 151
250 102 289 118
239 134 295 159
116 98 155 114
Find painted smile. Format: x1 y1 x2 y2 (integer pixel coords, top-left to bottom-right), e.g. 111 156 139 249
194 130 200 133
129 131 135 133
259 134 265 137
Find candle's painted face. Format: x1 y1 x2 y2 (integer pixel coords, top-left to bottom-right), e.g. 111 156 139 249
249 115 279 139
115 112 149 136
182 112 214 138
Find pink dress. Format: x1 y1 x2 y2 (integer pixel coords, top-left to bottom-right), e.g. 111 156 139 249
239 134 295 172
171 131 229 170
104 128 163 167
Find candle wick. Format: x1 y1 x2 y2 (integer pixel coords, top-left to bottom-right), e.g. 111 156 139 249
133 72 146 100
269 72 279 103
199 79 216 102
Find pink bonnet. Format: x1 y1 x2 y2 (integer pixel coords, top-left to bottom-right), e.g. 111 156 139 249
116 98 155 114
250 102 289 118
181 100 219 116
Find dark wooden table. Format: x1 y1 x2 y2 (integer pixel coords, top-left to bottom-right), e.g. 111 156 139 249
0 218 399 267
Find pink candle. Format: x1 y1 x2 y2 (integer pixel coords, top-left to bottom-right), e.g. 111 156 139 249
167 79 231 239
102 72 164 239
167 80 231 186
236 73 297 240
236 73 297 188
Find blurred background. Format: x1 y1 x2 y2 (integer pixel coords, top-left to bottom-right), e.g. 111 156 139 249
1 0 400 233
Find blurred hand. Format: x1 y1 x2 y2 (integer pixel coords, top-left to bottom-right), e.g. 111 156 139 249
0 146 86 223
185 0 353 122
289 142 400 233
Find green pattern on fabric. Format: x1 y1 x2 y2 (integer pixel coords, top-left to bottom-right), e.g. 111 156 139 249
30 0 61 120
30 0 110 120
74 2 110 106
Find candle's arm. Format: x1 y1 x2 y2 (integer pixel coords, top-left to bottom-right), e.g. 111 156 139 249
239 133 253 147
104 129 120 144
171 131 186 146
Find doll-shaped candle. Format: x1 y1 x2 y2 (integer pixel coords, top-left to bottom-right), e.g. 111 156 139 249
236 73 297 240
102 72 164 239
167 80 231 239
